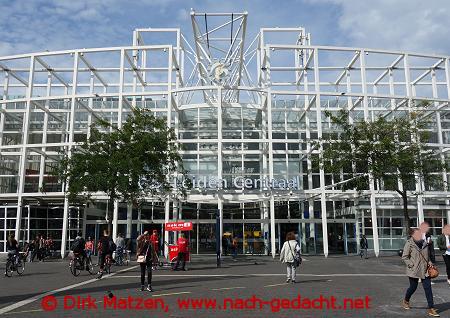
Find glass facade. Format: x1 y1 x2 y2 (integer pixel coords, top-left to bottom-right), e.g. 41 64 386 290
0 12 449 257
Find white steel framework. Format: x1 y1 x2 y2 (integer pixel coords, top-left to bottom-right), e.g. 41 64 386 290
0 11 449 258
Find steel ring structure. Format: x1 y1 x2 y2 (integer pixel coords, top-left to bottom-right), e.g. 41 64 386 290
0 11 449 258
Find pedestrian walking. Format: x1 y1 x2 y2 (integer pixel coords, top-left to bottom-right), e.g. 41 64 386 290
401 228 440 317
85 237 94 259
231 236 238 260
360 235 369 259
222 234 229 256
136 231 154 292
437 224 450 286
420 222 436 264
150 230 160 256
280 232 301 283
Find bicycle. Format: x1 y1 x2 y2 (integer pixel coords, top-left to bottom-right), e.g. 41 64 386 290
5 253 25 277
114 247 125 266
122 249 130 266
69 252 94 276
105 254 112 274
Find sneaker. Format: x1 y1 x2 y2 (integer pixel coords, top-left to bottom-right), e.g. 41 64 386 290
431 281 435 285
427 308 440 317
146 285 153 292
291 280 296 283
447 279 450 285
96 272 103 279
286 278 290 283
140 285 145 291
401 300 410 310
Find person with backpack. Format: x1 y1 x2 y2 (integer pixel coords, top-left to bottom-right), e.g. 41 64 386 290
280 231 301 283
71 232 88 270
97 230 114 279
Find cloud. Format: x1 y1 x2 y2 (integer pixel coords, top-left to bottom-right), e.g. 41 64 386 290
0 0 448 59
318 0 450 54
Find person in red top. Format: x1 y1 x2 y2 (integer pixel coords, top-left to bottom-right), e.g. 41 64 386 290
150 230 160 256
85 237 94 258
174 233 188 271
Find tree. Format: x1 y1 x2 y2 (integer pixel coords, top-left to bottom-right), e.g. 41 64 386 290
55 108 186 233
314 105 447 234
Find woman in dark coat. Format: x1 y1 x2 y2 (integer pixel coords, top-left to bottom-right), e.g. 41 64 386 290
136 231 154 292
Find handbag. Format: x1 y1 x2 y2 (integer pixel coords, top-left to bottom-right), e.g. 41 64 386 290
137 244 150 263
418 244 439 279
288 241 302 268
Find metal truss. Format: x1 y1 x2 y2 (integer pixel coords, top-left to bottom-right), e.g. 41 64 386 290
0 11 449 258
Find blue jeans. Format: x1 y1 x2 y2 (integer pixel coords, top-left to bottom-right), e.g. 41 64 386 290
405 277 434 308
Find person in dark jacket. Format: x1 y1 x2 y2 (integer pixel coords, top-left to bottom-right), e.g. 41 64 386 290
419 222 436 264
137 231 154 292
97 230 113 279
72 232 88 270
437 224 450 285
6 234 19 266
360 235 369 259
401 228 439 317
222 235 229 256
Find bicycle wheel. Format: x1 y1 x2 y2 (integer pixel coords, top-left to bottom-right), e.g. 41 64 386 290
70 259 81 277
17 260 25 276
5 260 13 277
87 258 94 275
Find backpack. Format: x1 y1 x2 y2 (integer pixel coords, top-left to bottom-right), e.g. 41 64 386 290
109 240 117 252
71 239 82 252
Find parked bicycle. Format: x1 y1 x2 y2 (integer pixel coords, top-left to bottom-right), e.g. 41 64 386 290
114 247 124 266
5 253 25 277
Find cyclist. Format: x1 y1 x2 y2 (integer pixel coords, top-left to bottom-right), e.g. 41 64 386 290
6 234 19 266
97 230 114 279
71 232 88 270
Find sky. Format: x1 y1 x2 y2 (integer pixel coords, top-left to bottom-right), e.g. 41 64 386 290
0 0 450 58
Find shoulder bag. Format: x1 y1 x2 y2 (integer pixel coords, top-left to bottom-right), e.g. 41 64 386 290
137 244 150 263
418 245 439 279
288 241 302 268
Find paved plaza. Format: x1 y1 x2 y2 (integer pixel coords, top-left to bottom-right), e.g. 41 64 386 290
0 254 449 318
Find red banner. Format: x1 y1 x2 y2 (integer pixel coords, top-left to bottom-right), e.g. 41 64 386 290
165 221 193 231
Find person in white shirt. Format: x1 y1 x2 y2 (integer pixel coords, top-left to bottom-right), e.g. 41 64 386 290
437 224 450 285
280 231 301 283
